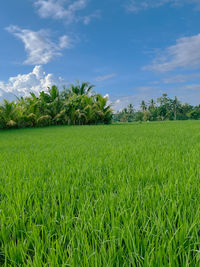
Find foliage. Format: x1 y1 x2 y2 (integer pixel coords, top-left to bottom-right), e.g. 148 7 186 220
0 82 113 129
113 94 200 122
0 122 200 265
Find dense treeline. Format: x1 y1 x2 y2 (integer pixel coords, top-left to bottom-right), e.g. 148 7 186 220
0 82 113 129
113 94 200 122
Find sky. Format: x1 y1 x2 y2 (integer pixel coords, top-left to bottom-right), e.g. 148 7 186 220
0 0 200 110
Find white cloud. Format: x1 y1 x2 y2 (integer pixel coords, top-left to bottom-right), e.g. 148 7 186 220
180 83 200 91
34 0 100 24
163 73 200 84
59 35 71 49
104 93 109 98
82 10 101 25
94 73 117 82
126 0 172 12
143 33 200 72
126 0 200 12
6 25 71 65
0 66 64 101
35 0 72 19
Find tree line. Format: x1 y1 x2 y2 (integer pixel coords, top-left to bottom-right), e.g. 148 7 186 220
0 82 113 129
113 94 200 122
1 88 199 129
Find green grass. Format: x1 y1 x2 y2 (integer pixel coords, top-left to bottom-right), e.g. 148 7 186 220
0 121 200 266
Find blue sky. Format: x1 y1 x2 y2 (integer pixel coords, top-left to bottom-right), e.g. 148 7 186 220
0 0 200 110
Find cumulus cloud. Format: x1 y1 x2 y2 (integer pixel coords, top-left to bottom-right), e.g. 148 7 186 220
126 0 200 12
6 25 72 65
34 0 100 24
143 33 200 72
94 73 117 82
0 66 64 101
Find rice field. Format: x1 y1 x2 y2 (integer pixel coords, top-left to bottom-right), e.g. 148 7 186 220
0 121 200 266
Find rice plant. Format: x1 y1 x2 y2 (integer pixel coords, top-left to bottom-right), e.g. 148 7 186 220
0 121 200 266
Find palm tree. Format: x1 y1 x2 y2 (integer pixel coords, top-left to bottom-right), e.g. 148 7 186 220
75 109 87 125
47 86 63 123
149 99 155 109
69 81 95 96
127 104 134 114
0 100 17 128
82 95 95 124
140 100 147 112
172 96 180 120
94 94 113 124
157 94 171 120
37 115 52 126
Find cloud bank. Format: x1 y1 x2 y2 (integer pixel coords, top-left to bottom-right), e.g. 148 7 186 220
34 0 100 24
143 33 200 72
0 66 63 101
126 0 200 13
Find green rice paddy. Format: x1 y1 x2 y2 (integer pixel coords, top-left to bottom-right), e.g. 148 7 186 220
0 121 200 266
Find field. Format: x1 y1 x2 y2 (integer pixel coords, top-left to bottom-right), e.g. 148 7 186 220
0 121 200 266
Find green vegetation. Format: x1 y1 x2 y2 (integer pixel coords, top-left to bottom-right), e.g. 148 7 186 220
0 121 200 266
114 94 200 122
0 81 112 129
1 82 200 131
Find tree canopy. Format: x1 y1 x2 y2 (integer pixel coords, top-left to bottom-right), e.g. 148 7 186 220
0 82 113 129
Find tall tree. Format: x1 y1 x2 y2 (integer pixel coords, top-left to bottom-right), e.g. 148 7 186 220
140 100 147 112
69 81 95 96
0 100 17 128
172 96 180 120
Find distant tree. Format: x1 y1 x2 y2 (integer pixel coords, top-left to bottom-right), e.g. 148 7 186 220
148 99 157 121
157 94 172 120
188 106 200 120
149 99 156 109
127 104 134 114
113 94 199 123
135 111 144 121
140 100 147 112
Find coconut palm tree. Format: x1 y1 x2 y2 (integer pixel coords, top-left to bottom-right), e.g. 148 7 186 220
140 100 147 112
172 96 180 120
149 99 156 109
69 81 95 96
82 95 95 124
0 100 17 128
127 104 134 114
94 94 113 124
47 86 63 123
